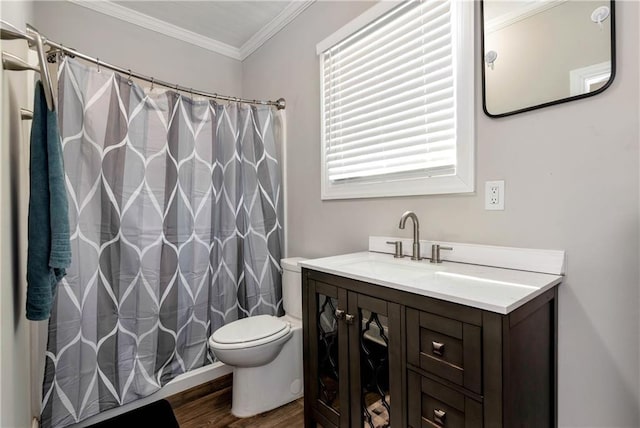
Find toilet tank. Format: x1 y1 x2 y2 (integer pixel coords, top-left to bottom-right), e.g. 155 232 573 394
281 257 306 320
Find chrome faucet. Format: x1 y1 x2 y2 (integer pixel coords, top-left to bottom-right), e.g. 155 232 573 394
399 211 421 260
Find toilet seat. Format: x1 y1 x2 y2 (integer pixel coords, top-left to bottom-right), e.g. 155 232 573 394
209 315 291 350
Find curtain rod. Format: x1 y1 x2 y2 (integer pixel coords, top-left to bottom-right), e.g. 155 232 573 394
0 20 286 110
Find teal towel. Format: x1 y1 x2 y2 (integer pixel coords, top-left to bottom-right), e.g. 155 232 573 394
26 81 71 321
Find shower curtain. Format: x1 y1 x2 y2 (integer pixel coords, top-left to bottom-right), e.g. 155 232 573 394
40 58 284 428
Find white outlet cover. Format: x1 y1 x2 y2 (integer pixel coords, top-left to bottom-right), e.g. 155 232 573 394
485 180 505 210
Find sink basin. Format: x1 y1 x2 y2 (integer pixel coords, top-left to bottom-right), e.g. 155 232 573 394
299 251 562 314
346 258 441 279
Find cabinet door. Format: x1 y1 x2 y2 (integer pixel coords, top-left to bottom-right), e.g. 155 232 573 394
347 292 403 428
306 279 350 428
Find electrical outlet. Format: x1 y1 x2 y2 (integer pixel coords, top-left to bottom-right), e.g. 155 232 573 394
485 180 505 210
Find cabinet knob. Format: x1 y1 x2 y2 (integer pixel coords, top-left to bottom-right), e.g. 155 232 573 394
433 408 446 425
344 313 355 325
432 341 445 357
335 309 345 320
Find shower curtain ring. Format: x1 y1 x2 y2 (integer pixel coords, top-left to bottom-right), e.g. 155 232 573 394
190 88 194 100
126 69 133 86
150 77 154 90
96 58 100 73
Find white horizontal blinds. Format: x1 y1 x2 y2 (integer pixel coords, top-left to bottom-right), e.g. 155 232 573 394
323 0 456 182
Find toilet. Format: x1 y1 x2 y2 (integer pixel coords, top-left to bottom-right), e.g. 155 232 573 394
208 257 305 417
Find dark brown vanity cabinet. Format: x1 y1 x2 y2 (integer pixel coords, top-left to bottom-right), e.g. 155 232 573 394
302 269 558 428
302 272 403 427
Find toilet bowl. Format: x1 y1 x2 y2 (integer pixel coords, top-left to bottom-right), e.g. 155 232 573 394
208 257 306 417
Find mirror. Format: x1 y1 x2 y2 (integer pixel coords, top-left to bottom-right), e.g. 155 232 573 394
481 0 615 117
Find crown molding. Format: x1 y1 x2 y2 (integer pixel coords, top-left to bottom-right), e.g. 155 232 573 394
485 0 567 33
67 0 315 62
67 0 242 60
239 0 315 60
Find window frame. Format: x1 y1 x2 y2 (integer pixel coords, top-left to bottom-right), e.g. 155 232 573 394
317 0 475 200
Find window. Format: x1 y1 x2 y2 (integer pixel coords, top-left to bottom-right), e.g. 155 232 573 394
317 0 474 199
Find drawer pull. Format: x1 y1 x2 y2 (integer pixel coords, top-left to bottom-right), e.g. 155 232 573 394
433 408 446 425
344 313 355 325
432 341 445 356
335 309 345 320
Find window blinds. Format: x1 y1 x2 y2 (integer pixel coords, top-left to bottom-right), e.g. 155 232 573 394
321 0 456 182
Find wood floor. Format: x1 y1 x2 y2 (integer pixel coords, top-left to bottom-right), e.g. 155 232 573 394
167 375 304 428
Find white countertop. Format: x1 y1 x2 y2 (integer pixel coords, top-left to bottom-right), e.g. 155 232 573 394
299 252 562 314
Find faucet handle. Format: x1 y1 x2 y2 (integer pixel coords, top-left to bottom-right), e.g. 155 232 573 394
386 241 404 258
430 244 453 264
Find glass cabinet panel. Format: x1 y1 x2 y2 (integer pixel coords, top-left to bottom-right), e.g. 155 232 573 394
307 280 349 427
317 294 340 411
349 293 401 428
360 309 391 428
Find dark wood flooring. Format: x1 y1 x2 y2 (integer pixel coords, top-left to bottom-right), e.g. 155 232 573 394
167 374 304 428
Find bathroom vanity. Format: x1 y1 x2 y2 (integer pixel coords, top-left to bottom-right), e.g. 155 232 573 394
300 251 562 428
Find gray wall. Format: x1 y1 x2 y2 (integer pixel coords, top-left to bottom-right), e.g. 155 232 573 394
3 1 637 426
0 3 36 427
242 1 640 427
33 1 242 96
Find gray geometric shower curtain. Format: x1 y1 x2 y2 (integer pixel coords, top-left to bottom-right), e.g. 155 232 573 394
41 58 284 428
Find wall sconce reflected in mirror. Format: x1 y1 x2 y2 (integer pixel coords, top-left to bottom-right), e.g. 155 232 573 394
485 50 498 70
591 6 610 30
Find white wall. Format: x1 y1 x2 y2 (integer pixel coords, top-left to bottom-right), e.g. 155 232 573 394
0 3 36 427
3 1 638 426
33 1 242 96
243 2 640 427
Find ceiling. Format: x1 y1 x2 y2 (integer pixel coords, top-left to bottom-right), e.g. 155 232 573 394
483 0 567 32
113 1 290 48
71 0 314 60
483 1 536 22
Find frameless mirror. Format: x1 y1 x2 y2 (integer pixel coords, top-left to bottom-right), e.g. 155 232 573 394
481 0 615 117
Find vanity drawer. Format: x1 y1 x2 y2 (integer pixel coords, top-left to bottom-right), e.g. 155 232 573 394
406 308 482 394
408 371 482 428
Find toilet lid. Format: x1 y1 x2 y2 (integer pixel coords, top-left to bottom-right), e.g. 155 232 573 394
212 315 289 345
